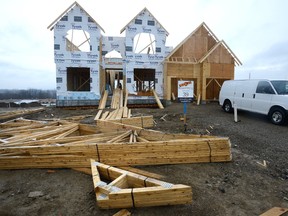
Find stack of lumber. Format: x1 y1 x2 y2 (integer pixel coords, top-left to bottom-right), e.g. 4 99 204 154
95 110 153 128
91 160 192 209
0 118 232 169
94 107 131 121
0 108 45 121
98 88 128 110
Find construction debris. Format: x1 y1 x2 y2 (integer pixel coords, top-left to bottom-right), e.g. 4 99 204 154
0 108 45 121
91 160 192 209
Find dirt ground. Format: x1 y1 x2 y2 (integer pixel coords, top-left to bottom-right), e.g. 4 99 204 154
0 102 288 216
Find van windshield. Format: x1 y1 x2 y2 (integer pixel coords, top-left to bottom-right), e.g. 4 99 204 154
271 81 288 95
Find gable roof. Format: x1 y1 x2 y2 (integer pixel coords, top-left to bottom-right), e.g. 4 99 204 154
166 22 241 66
47 1 105 32
166 22 219 60
120 7 169 36
198 40 242 66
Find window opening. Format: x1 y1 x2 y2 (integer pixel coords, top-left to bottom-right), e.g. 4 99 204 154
133 33 156 54
67 67 90 91
133 68 155 95
66 29 90 52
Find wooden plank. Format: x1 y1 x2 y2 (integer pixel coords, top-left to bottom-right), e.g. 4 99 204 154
100 189 133 209
91 159 102 190
122 107 129 118
133 185 192 207
0 108 45 121
119 89 123 108
260 207 288 216
0 155 92 169
107 130 132 143
94 110 103 120
123 90 128 107
108 174 129 189
51 125 79 139
118 166 164 179
100 111 109 120
197 94 201 105
171 92 176 100
107 116 154 128
113 209 131 216
98 90 108 109
115 108 124 120
152 90 164 109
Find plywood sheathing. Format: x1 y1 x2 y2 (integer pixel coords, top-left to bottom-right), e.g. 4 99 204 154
91 160 192 209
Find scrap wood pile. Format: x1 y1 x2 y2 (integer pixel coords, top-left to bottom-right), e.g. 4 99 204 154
0 109 232 210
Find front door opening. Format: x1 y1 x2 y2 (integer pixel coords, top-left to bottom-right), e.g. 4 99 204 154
67 67 90 91
106 70 123 94
134 68 155 96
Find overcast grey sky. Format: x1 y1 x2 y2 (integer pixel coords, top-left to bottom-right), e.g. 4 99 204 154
0 0 288 89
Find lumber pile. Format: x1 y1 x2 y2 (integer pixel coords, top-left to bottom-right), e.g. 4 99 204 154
0 116 233 210
0 108 45 121
94 107 131 121
91 160 192 209
0 118 231 169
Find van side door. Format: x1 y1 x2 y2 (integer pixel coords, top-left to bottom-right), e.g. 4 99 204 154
252 81 275 114
236 81 257 111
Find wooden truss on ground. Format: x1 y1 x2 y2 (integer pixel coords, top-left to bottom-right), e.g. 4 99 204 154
0 109 231 209
91 160 192 209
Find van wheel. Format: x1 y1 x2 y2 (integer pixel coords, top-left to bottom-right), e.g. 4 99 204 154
269 108 286 125
223 100 233 113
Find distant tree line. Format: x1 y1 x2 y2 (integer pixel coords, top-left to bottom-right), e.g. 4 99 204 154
0 89 56 99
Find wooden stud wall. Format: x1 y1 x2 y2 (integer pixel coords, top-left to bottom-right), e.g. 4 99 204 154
164 23 237 102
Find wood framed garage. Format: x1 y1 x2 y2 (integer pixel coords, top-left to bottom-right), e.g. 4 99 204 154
164 22 242 102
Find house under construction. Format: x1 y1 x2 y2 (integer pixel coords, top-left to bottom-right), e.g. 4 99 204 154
48 1 241 107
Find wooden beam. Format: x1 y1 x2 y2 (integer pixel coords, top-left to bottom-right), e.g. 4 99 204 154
260 207 288 216
113 209 131 216
152 90 164 109
94 110 103 120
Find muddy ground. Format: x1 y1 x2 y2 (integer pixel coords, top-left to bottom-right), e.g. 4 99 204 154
0 102 288 216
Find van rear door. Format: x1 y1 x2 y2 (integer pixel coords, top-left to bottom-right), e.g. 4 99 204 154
252 81 274 114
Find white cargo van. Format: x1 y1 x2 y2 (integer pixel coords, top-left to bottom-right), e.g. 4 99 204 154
219 79 288 125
